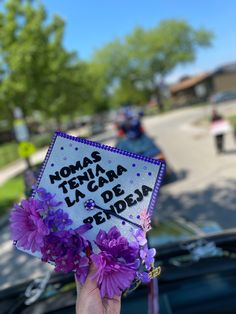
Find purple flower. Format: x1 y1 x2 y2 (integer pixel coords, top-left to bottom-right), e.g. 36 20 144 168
136 271 150 283
44 208 73 231
40 233 63 262
10 199 49 253
140 245 156 270
54 250 75 273
41 224 92 283
133 228 147 246
91 227 140 298
54 252 89 284
34 187 62 212
91 252 137 298
76 223 93 235
95 226 139 263
41 225 92 263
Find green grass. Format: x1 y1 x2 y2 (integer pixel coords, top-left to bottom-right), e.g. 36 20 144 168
0 133 52 169
0 176 24 216
0 142 18 168
229 115 236 126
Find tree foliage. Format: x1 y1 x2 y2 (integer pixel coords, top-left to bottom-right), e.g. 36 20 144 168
92 20 213 107
0 0 92 123
0 1 214 122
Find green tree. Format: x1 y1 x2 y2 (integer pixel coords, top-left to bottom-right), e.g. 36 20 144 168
92 20 213 110
0 0 90 125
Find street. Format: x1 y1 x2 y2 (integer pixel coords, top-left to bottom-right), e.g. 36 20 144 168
1 102 236 290
143 103 236 228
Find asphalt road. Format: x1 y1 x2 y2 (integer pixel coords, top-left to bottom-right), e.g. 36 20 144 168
143 102 236 229
1 102 236 291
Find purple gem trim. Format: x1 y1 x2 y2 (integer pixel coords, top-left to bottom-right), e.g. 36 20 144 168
147 161 166 216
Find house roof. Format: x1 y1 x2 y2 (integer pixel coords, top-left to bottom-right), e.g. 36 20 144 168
215 62 236 73
170 72 211 94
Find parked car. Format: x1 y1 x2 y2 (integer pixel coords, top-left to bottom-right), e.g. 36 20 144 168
210 91 236 104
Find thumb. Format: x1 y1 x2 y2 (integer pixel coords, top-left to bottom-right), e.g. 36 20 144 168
75 262 98 292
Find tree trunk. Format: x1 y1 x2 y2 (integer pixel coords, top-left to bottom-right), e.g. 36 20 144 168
155 86 164 112
55 116 62 130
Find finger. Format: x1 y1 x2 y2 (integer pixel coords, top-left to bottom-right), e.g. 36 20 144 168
83 263 98 289
75 263 98 292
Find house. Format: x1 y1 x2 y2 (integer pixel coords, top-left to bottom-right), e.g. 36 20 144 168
169 62 236 106
213 63 236 92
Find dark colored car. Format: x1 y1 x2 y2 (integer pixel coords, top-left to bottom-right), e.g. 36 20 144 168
210 91 236 104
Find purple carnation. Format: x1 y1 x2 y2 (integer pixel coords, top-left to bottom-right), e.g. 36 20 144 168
10 199 49 253
92 227 140 298
95 226 139 263
44 208 73 231
91 252 137 298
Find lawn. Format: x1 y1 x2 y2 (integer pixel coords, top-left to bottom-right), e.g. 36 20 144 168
0 176 24 217
0 132 52 169
0 142 18 168
229 115 236 126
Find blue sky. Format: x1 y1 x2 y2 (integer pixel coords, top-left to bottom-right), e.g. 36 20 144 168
42 0 236 82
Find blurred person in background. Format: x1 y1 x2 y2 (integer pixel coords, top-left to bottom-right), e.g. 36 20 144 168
210 109 227 154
